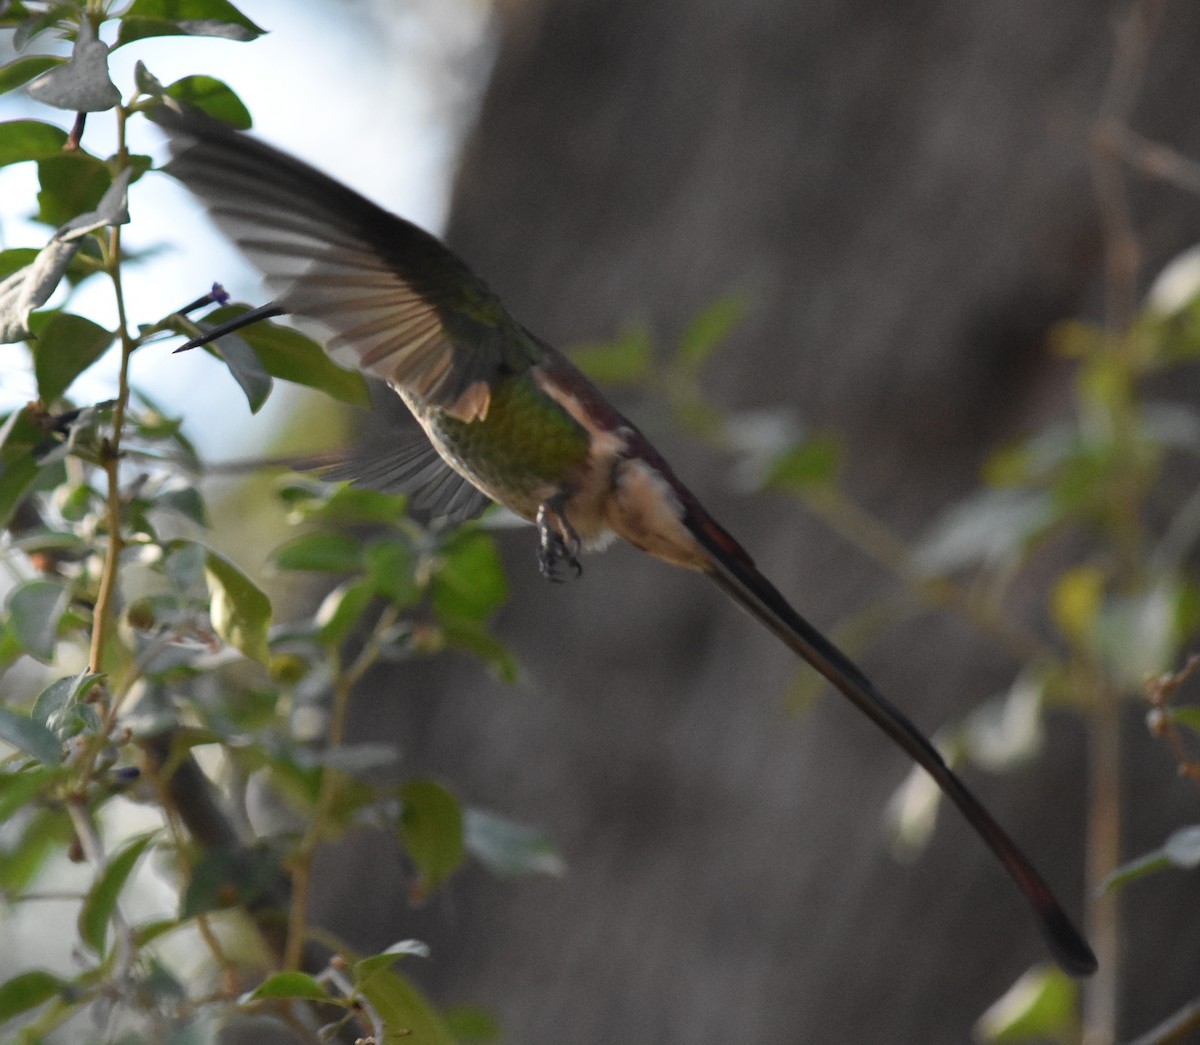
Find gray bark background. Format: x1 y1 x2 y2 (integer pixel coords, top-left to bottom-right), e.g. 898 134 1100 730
319 1 1200 1041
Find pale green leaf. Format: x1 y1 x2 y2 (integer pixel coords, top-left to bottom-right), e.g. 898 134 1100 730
676 293 745 373
79 831 157 954
0 56 62 97
243 971 332 1003
204 550 271 663
354 965 456 1045
194 305 370 406
0 120 68 167
399 779 465 900
0 969 62 1022
0 707 61 764
431 531 506 623
31 311 114 403
6 578 69 661
464 809 564 879
271 531 363 574
975 965 1078 1042
118 0 265 47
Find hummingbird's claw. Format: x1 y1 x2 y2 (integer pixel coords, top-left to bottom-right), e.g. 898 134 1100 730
537 498 583 583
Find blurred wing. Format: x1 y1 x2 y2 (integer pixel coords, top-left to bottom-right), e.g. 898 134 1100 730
150 101 536 422
311 436 492 524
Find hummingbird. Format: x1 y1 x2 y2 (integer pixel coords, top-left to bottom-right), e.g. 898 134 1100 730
149 100 1097 977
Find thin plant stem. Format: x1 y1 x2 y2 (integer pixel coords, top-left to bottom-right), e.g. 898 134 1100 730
1083 682 1122 1045
283 605 403 970
802 483 1055 666
66 796 137 980
89 102 136 682
1080 3 1169 1040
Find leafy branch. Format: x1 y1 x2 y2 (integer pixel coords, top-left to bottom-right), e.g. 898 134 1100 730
0 4 552 1042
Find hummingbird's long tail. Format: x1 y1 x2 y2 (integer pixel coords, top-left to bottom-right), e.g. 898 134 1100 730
684 512 1097 976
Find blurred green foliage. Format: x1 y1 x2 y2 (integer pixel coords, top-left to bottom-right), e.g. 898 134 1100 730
0 3 558 1041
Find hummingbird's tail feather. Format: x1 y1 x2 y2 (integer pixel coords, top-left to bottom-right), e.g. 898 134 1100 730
684 512 1097 976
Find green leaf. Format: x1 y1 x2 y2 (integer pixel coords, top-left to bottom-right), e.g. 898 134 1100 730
0 808 73 892
1099 849 1171 893
197 306 370 406
0 455 41 528
31 670 104 740
365 540 420 606
204 550 272 663
154 486 208 527
0 765 59 821
315 579 374 647
36 153 112 227
0 55 62 97
118 0 265 47
1168 705 1200 736
25 16 120 113
975 965 1078 1042
0 120 67 167
133 918 180 947
440 619 517 683
1101 826 1200 894
188 324 272 413
762 435 843 491
164 539 207 593
676 293 745 374
0 969 62 1022
271 531 363 573
354 940 431 981
1095 580 1193 690
293 483 409 526
570 326 652 385
0 247 38 281
31 311 115 403
7 578 69 661
1050 567 1105 646
431 531 507 623
0 1 30 27
79 831 157 954
243 971 332 1003
162 74 253 128
399 779 465 901
354 964 456 1045
133 60 165 97
10 3 69 49
913 488 1054 575
1163 824 1200 868
0 407 50 527
464 809 564 879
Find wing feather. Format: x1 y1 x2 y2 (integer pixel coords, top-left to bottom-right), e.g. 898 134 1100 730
150 100 539 421
311 434 491 525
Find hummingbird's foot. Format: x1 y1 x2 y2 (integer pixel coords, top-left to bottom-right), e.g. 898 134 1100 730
536 499 583 582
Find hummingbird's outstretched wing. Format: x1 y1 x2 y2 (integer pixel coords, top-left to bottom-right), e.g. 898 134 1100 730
149 100 536 425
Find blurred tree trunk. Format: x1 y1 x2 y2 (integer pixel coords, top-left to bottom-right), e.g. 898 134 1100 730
325 1 1200 1041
